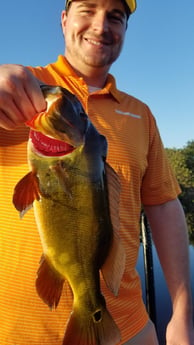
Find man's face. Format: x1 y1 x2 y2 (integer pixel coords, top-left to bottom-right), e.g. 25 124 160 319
61 0 127 72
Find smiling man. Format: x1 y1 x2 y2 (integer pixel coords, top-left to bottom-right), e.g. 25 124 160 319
0 0 193 345
63 0 127 77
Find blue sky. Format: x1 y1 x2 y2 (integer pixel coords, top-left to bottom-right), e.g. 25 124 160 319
0 0 193 148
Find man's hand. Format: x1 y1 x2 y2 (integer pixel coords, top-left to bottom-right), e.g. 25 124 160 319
0 64 46 130
166 313 194 345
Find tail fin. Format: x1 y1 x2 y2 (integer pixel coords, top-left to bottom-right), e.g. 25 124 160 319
62 306 121 345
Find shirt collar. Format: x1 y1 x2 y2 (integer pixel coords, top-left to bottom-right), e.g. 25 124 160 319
55 55 122 104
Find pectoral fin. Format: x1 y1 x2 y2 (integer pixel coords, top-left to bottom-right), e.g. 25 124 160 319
101 163 126 296
13 171 40 217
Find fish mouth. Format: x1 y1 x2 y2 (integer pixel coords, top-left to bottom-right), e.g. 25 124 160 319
30 130 74 157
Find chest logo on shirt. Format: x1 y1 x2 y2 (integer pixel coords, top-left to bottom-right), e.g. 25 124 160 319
115 109 141 119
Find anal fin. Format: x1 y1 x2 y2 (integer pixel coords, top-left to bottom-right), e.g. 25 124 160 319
36 255 64 309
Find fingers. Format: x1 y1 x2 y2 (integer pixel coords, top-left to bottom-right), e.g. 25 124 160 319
0 64 46 130
24 77 46 115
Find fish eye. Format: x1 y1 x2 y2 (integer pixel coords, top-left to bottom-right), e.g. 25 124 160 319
80 111 87 120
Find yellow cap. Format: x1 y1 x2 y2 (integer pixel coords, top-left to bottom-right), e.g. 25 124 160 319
65 0 137 14
125 0 136 13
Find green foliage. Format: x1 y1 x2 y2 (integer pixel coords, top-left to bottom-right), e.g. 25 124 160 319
166 148 193 187
165 141 194 239
182 140 194 175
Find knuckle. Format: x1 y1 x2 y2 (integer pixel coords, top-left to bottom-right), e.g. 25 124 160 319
4 78 18 93
0 65 29 93
17 66 31 82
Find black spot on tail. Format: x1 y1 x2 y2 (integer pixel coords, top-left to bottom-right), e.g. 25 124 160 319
93 310 102 323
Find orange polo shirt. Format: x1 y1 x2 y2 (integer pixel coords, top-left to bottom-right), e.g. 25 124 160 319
0 55 180 344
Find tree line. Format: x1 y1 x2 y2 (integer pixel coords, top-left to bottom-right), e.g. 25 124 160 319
165 140 194 242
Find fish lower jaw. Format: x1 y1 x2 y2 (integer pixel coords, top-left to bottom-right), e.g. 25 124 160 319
29 130 74 157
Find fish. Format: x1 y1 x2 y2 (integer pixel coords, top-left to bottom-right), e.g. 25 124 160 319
13 85 126 345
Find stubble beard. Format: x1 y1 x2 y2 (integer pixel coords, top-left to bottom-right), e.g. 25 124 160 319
65 33 123 69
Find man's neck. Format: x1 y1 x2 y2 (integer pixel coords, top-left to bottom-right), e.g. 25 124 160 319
65 56 109 88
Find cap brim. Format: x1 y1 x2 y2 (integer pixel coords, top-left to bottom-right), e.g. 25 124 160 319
66 0 136 14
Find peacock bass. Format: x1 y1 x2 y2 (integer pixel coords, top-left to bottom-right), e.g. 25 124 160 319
13 85 125 345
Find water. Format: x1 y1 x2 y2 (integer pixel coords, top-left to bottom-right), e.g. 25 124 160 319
136 244 194 345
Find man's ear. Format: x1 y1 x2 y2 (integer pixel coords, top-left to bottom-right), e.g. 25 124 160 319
61 10 68 32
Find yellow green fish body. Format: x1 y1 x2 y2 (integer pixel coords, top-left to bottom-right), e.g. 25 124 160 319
13 85 125 345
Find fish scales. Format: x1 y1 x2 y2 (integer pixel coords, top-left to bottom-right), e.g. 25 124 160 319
31 144 111 294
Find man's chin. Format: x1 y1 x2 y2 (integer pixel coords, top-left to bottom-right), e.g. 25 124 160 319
82 55 116 69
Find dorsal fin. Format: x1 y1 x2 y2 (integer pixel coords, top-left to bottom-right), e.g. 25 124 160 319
101 163 126 296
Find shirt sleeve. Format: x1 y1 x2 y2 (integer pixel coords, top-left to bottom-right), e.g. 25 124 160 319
141 113 181 206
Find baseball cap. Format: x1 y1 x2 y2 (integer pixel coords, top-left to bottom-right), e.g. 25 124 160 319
65 0 137 14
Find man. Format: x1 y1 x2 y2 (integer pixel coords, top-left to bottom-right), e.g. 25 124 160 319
0 0 193 344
